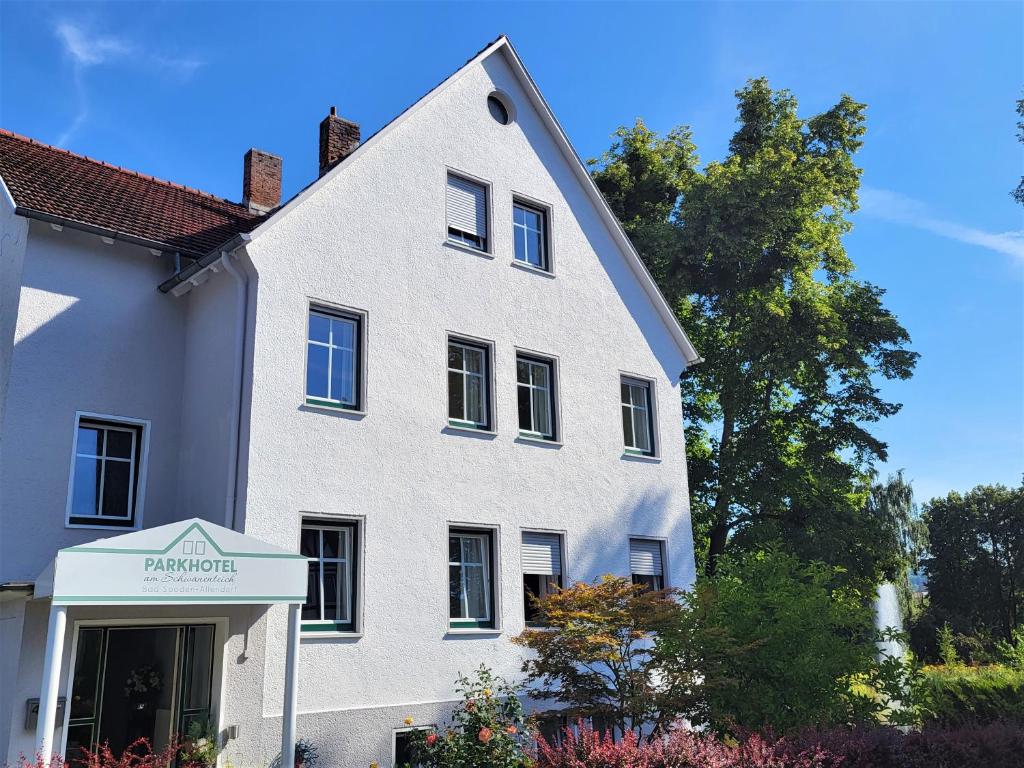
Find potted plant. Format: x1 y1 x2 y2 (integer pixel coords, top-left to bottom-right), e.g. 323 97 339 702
179 720 220 768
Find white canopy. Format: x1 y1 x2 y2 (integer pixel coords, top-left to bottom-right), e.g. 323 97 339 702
32 519 307 768
35 517 307 606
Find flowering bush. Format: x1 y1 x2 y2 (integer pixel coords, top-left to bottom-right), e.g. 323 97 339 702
533 720 1024 768
11 753 64 768
72 739 183 768
401 666 531 768
178 721 220 768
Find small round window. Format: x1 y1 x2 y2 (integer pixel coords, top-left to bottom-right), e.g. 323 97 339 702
487 94 510 125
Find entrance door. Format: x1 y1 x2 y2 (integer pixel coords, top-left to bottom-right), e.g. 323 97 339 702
65 625 215 760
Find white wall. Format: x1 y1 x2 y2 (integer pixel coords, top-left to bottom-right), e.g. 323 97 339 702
177 270 238 525
0 224 187 582
239 47 696 753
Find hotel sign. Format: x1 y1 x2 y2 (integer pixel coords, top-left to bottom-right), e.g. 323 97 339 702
47 518 308 606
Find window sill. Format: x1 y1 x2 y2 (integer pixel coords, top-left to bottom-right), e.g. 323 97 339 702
300 630 363 641
66 521 140 531
301 401 367 418
444 240 494 259
510 259 554 278
622 450 661 463
446 627 502 637
445 421 497 437
516 433 562 448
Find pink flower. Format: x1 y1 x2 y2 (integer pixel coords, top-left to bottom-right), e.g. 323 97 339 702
505 726 517 735
478 727 493 744
425 733 438 747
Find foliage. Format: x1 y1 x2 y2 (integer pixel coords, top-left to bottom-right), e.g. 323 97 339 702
403 666 531 768
937 623 960 667
864 471 926 621
72 739 182 768
513 576 689 739
533 720 1024 768
915 482 1024 660
293 739 319 768
996 625 1024 670
658 549 921 735
591 80 917 579
178 720 219 768
11 755 63 768
1014 97 1024 205
920 663 1024 727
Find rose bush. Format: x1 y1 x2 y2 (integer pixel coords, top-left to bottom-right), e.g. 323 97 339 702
401 666 531 768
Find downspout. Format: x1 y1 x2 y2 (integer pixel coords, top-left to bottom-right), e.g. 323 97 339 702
220 251 247 531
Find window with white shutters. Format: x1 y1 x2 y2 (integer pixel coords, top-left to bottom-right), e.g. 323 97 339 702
629 538 664 591
522 531 563 625
447 173 488 251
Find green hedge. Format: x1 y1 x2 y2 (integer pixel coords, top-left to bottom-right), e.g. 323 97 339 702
921 664 1024 726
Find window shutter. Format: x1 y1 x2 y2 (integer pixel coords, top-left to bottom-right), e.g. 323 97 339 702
522 532 562 576
629 539 663 576
447 175 487 238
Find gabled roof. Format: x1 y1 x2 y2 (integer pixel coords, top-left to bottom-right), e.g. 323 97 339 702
0 129 262 257
232 36 701 365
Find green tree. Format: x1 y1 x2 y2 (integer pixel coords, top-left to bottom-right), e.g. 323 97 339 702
919 482 1024 657
658 549 920 735
591 79 918 577
513 576 690 739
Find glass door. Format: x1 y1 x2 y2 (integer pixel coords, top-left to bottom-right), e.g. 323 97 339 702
65 625 215 761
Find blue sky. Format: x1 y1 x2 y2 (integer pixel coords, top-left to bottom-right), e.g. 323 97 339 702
2 1 1021 504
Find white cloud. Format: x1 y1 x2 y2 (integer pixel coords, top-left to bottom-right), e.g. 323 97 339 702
55 21 129 66
859 186 1024 262
53 20 204 146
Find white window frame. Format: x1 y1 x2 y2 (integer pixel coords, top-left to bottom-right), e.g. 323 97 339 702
620 375 658 457
516 353 557 440
512 198 550 271
64 411 150 530
300 520 358 631
304 305 363 410
445 169 492 255
449 531 492 623
447 336 493 430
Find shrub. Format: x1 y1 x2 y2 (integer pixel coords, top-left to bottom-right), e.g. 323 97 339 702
514 576 689 738
533 721 1024 768
658 549 920 735
920 663 1024 726
72 739 183 768
402 666 531 768
10 754 64 768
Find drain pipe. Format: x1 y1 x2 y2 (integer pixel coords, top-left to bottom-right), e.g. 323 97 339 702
220 250 248 531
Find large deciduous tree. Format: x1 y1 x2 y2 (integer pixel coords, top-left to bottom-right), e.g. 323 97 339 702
919 482 1024 655
591 79 917 576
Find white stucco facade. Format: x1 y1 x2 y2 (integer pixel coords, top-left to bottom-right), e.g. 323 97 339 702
0 39 696 768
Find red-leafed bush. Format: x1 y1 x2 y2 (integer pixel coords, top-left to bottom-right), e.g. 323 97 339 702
533 721 1024 768
73 739 184 768
11 754 64 768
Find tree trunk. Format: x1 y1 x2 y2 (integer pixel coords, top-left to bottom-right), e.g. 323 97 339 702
705 400 735 578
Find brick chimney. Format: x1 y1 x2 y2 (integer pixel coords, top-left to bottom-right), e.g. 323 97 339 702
319 106 360 176
242 148 282 213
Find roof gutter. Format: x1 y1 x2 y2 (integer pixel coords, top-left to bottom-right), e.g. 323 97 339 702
158 232 252 293
14 206 206 260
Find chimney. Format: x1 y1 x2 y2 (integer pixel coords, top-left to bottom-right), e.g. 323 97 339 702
319 106 360 176
242 148 282 213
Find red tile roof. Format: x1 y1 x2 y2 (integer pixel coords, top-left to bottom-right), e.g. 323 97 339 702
0 129 263 256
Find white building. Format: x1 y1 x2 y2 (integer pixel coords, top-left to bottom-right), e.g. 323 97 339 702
0 37 699 768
